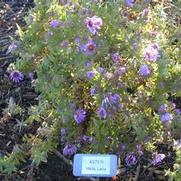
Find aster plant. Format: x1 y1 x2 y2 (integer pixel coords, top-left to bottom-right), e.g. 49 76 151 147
3 0 180 180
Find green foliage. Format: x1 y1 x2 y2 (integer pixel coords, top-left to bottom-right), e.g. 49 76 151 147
0 145 25 174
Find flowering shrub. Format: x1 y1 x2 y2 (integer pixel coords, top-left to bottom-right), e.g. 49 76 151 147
3 0 181 179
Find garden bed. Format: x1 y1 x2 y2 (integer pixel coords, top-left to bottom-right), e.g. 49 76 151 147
0 0 181 181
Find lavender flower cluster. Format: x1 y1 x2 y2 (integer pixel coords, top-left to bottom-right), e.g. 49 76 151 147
158 104 173 123
98 93 122 119
63 144 77 155
139 43 160 77
143 43 160 62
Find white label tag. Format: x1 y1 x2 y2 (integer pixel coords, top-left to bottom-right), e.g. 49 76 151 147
73 154 117 177
81 156 110 175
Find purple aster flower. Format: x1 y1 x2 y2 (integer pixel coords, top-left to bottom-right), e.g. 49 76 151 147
98 107 107 119
86 71 95 79
160 113 173 123
74 36 81 43
125 0 135 7
74 109 86 124
102 96 112 108
50 19 61 28
143 43 160 62
85 61 93 67
83 39 97 55
63 144 77 155
139 64 151 77
7 41 19 54
102 93 121 110
98 67 105 73
151 153 166 165
112 103 122 112
158 104 167 114
100 93 122 118
85 16 103 35
10 70 24 83
125 152 137 167
117 66 126 76
111 52 121 63
90 88 97 96
60 41 69 48
174 108 181 115
109 94 121 105
82 135 93 142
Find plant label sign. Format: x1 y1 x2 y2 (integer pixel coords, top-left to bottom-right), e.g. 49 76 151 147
73 154 117 177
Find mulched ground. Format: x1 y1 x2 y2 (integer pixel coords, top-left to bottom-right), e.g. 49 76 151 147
0 1 180 181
